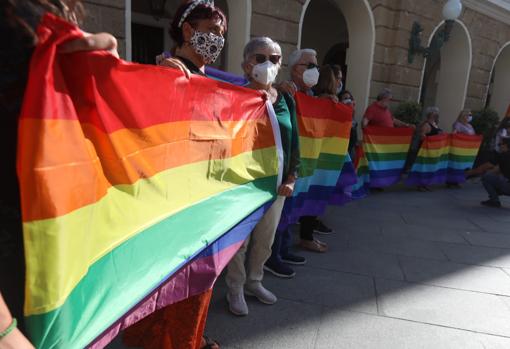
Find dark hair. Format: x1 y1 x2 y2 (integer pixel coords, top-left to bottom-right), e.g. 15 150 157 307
377 88 392 101
340 90 354 101
314 64 337 97
497 117 510 131
170 1 227 49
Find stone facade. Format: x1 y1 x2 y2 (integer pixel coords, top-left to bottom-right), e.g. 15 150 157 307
81 0 510 117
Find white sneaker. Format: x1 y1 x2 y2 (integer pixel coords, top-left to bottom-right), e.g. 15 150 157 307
226 291 248 316
245 283 277 305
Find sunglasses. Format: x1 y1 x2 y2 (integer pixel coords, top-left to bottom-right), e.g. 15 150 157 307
298 62 319 69
253 54 281 64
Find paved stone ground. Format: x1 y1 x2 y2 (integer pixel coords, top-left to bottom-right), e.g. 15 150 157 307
109 181 510 349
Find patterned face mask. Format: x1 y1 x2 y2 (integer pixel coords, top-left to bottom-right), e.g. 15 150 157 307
189 30 225 64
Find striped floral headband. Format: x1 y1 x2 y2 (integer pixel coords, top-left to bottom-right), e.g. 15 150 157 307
178 0 215 28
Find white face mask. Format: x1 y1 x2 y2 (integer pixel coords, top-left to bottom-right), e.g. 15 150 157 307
337 81 343 95
302 67 320 88
251 61 279 86
467 115 473 123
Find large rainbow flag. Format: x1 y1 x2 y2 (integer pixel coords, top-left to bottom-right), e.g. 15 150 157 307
351 145 370 199
446 134 482 184
19 14 281 348
278 92 352 229
362 127 414 188
405 134 450 186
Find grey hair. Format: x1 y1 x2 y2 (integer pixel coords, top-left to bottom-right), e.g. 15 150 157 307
242 37 282 64
288 49 317 69
376 88 392 101
424 106 440 118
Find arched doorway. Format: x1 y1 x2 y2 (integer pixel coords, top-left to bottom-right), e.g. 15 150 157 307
299 0 375 119
127 0 250 74
419 20 472 128
486 42 510 118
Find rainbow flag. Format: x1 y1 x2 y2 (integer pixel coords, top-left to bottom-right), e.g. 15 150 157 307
329 154 358 206
447 134 482 184
278 92 352 229
406 134 450 186
363 127 414 187
351 145 370 199
19 14 281 348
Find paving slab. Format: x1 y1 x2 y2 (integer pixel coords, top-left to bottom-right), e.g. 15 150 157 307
376 278 510 337
398 255 510 296
439 242 510 268
461 231 510 248
303 247 405 280
263 266 377 314
316 310 489 349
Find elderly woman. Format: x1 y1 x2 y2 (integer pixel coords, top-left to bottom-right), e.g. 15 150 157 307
225 37 300 316
452 109 476 135
408 107 443 191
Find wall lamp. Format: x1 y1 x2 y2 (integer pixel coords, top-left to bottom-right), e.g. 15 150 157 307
408 0 463 64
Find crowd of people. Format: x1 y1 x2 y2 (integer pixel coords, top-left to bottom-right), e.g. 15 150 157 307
1 0 509 348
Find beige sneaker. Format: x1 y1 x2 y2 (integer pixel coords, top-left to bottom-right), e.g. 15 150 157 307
226 291 248 316
245 282 277 305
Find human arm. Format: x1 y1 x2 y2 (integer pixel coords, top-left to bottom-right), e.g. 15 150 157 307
393 117 415 129
278 93 300 197
274 80 297 96
419 123 431 140
59 32 119 58
0 294 34 349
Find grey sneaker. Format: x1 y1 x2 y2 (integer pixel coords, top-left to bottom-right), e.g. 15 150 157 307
226 291 248 316
245 282 277 305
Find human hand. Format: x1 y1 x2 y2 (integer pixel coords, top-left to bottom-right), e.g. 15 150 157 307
158 57 191 78
59 32 119 58
277 176 296 197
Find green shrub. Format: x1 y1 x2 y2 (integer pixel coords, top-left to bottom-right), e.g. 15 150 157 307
393 101 422 126
471 108 500 151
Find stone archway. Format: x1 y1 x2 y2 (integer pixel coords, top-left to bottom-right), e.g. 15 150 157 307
419 20 472 128
298 0 375 119
486 42 510 118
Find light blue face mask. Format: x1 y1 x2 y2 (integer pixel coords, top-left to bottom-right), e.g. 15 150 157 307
336 82 343 95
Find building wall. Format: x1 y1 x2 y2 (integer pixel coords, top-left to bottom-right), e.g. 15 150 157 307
81 0 126 57
80 0 510 118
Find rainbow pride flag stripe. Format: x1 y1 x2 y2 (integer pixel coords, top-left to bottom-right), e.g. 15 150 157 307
363 127 414 188
406 134 450 186
351 145 370 199
20 15 281 348
329 154 358 206
446 134 482 184
278 92 352 229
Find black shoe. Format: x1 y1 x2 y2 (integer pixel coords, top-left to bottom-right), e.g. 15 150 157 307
370 187 384 192
314 220 333 235
281 253 307 265
264 261 296 278
481 200 501 208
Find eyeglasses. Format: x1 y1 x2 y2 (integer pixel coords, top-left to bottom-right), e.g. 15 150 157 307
297 62 319 69
253 54 281 64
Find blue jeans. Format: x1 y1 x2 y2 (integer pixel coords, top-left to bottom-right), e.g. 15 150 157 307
267 228 293 264
482 173 510 201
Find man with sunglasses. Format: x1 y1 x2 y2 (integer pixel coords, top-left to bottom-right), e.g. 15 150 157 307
481 137 510 208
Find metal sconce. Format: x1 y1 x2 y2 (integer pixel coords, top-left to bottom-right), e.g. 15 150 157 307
408 0 463 63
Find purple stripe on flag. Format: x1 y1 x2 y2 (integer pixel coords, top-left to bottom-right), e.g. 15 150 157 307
87 204 269 348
